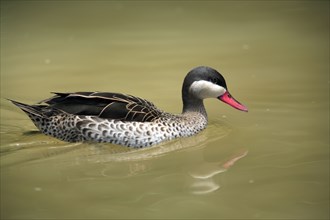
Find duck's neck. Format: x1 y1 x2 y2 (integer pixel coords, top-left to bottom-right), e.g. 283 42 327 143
182 98 207 118
181 83 207 118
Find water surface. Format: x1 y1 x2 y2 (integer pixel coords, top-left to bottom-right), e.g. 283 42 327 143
1 1 329 219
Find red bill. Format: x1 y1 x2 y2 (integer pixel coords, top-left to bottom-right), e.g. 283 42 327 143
219 91 248 112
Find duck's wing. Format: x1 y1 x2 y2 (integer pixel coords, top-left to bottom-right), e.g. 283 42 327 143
42 92 164 122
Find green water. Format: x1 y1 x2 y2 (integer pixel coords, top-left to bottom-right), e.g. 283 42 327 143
1 1 329 219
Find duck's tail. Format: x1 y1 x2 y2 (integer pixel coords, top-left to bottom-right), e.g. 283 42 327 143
8 99 45 118
8 99 82 142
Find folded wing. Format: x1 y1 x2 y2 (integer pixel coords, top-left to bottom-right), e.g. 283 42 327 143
43 92 163 122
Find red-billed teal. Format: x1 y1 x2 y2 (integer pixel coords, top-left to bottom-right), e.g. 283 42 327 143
10 66 248 148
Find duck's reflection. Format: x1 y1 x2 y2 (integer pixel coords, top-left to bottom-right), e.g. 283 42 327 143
188 150 248 195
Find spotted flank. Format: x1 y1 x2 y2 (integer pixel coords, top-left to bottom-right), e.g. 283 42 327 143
10 66 247 148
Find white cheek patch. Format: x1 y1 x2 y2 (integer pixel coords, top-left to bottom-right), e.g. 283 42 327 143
189 80 226 99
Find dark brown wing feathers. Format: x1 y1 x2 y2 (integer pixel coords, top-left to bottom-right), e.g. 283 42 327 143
42 92 163 122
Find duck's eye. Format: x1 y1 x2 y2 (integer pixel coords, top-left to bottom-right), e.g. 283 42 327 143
208 78 217 84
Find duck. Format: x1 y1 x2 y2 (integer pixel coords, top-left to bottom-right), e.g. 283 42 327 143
9 66 248 148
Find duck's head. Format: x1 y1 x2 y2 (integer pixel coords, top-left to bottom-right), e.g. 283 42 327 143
182 66 248 113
